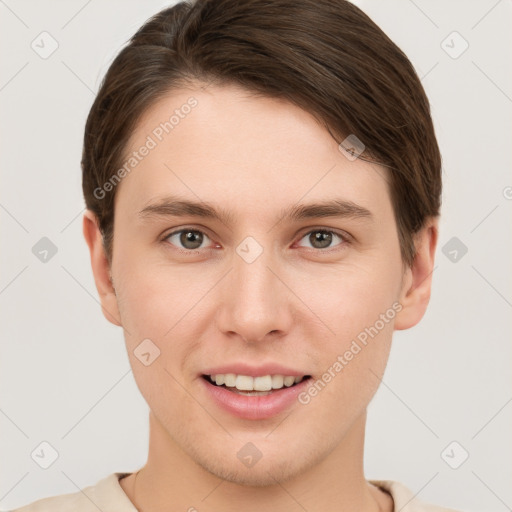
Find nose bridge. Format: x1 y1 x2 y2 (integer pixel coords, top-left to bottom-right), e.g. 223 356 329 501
219 234 290 342
233 236 277 312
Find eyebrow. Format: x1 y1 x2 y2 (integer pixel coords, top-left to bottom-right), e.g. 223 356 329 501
137 194 373 225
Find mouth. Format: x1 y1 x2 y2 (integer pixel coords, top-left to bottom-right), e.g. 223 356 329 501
201 373 312 396
200 371 314 420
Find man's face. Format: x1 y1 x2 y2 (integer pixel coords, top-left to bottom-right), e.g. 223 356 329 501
107 83 407 485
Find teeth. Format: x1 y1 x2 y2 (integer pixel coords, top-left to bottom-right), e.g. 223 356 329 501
283 376 295 387
224 373 236 387
271 375 284 389
236 375 254 391
208 373 305 391
254 375 272 391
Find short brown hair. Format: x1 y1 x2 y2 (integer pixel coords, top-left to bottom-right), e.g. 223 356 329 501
81 0 442 267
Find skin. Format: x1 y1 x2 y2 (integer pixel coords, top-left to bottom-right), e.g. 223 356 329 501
83 82 438 512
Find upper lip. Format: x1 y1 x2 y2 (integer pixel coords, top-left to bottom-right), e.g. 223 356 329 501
201 363 309 378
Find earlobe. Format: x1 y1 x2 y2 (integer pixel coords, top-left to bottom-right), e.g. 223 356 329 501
394 218 439 331
82 210 122 327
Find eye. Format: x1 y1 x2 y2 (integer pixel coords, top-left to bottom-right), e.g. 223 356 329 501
163 228 213 251
296 229 347 250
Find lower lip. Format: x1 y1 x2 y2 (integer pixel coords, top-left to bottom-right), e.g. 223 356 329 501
199 376 312 420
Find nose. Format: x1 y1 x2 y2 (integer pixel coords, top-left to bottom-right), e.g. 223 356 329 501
215 241 294 344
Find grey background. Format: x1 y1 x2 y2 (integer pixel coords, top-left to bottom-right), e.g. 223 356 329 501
1 1 511 511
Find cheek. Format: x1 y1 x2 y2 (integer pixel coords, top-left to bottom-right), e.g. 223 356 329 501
301 284 396 424
114 265 200 410
303 253 401 393
315 261 401 338
114 260 211 382
114 253 199 335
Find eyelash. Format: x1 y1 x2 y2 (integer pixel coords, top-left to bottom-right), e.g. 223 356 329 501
161 226 351 254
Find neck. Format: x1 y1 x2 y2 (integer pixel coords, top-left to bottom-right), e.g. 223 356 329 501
121 410 392 512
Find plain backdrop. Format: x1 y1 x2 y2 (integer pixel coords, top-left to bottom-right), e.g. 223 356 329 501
1 1 511 511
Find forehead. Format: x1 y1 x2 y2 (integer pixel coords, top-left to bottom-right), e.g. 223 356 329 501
114 83 392 219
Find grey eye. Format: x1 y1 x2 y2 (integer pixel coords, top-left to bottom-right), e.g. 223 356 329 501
298 230 344 250
166 229 210 250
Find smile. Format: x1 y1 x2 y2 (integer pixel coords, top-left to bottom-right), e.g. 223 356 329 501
200 374 313 419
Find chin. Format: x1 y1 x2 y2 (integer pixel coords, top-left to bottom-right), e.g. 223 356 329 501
200 457 300 487
187 435 326 489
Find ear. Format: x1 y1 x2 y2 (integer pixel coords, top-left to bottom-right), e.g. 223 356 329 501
82 210 122 327
394 217 439 331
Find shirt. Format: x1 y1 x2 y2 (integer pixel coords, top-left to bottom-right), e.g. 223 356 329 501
9 472 462 511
